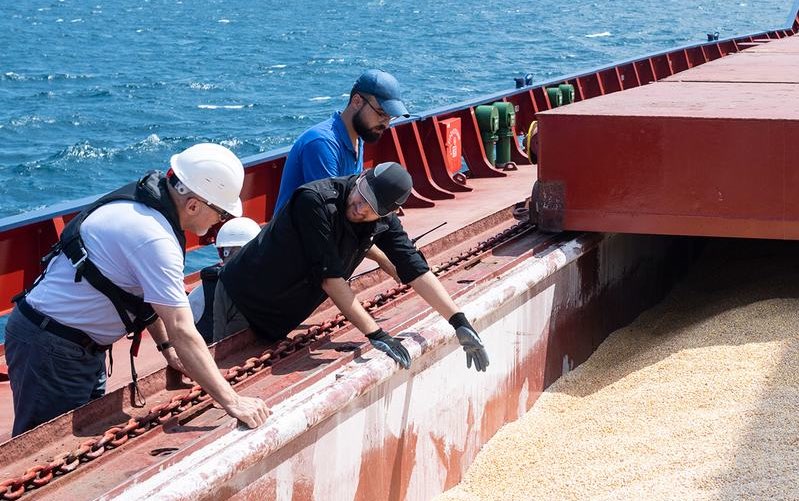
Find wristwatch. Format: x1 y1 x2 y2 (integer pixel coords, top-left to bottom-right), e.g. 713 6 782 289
155 341 172 352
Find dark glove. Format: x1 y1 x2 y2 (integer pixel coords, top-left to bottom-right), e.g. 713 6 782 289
449 313 489 372
366 329 411 369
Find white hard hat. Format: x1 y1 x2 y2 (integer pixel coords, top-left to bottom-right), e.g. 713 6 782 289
215 217 261 248
170 143 245 217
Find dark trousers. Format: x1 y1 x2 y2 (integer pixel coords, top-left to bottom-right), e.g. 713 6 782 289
5 308 107 436
212 280 250 343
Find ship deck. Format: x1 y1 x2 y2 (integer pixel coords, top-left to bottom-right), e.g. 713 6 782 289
535 35 799 238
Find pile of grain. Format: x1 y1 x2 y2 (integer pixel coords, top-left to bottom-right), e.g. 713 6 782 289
436 240 799 500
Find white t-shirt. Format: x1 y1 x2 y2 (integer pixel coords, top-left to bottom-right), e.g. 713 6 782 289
26 200 190 345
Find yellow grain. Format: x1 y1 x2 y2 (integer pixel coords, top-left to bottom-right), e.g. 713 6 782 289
436 241 799 500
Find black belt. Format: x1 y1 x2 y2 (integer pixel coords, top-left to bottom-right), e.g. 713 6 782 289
17 298 111 353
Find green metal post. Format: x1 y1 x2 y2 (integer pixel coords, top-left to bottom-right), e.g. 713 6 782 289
475 105 499 165
546 87 563 108
558 84 575 105
492 101 516 166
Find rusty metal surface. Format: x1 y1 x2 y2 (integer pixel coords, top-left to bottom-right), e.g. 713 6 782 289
0 186 536 499
0 166 536 446
104 233 698 501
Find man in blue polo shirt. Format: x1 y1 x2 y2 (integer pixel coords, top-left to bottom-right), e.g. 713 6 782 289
274 69 410 212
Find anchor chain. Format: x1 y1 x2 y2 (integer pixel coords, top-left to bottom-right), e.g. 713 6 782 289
0 221 530 499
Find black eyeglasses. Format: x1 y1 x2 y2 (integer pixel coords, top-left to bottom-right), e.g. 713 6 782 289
200 199 232 222
358 93 391 121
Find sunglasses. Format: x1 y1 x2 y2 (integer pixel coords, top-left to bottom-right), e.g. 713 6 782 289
199 199 232 222
358 93 391 122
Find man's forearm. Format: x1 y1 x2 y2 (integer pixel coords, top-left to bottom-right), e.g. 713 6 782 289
147 317 169 345
151 304 268 428
409 271 459 319
365 246 400 282
167 325 238 406
322 277 380 336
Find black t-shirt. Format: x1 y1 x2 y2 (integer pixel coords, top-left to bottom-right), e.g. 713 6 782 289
220 175 429 340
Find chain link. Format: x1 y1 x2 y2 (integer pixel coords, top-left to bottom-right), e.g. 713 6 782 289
0 221 529 499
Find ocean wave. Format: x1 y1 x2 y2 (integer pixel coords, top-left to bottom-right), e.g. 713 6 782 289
117 81 166 90
309 96 332 101
60 141 115 160
220 138 243 148
197 104 253 109
9 115 56 127
218 18 231 23
138 133 164 150
270 64 287 68
304 57 346 66
1 71 93 82
67 134 182 160
585 31 612 38
45 135 171 165
189 82 217 90
78 87 112 98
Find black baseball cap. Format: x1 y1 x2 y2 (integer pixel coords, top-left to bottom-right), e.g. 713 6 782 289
356 162 413 217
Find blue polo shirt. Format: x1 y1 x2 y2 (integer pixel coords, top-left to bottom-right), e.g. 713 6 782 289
274 112 364 213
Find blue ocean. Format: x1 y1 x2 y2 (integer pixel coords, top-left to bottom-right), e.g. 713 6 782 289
0 0 792 218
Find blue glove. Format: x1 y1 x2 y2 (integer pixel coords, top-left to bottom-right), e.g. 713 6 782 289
366 329 411 369
449 313 489 372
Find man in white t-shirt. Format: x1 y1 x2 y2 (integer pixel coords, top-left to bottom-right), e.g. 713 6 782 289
5 143 270 436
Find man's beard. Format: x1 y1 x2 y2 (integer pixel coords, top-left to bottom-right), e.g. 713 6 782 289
353 107 385 143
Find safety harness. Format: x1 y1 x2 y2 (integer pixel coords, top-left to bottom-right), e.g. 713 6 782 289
20 171 186 406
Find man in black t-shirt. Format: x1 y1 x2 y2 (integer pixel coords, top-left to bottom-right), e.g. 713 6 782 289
214 162 489 372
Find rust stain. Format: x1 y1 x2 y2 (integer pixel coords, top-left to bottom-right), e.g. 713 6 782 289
388 427 418 501
292 477 314 501
230 475 276 501
429 432 464 490
354 427 419 501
